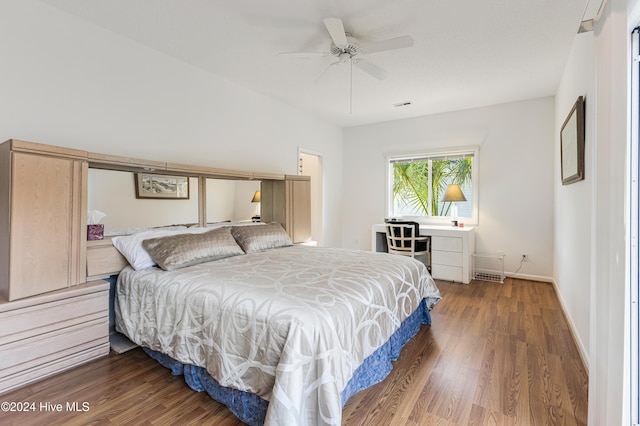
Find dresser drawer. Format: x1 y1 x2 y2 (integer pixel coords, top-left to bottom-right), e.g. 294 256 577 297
431 264 463 282
432 250 463 267
432 236 463 252
0 317 108 374
0 291 108 345
0 281 110 394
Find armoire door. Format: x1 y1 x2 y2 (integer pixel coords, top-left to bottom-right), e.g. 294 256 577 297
7 152 86 300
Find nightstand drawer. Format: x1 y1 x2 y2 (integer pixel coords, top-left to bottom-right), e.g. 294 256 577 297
87 239 128 278
432 236 462 252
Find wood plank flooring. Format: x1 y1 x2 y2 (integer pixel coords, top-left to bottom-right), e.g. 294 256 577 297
0 278 588 425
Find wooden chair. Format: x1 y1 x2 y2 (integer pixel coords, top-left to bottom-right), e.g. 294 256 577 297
385 223 430 264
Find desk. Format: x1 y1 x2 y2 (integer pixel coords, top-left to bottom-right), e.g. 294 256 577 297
372 224 475 284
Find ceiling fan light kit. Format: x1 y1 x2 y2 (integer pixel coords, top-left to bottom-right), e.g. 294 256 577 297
330 36 360 59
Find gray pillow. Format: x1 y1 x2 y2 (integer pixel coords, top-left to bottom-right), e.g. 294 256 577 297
231 222 293 253
142 227 244 271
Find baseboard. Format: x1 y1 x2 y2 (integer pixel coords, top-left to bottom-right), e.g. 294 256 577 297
550 278 590 375
505 272 554 283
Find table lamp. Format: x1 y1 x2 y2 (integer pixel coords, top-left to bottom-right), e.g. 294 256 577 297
442 184 466 226
251 190 261 221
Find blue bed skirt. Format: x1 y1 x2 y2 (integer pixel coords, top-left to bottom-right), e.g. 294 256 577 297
142 298 432 426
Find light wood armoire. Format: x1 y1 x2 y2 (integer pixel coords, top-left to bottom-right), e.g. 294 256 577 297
0 140 110 394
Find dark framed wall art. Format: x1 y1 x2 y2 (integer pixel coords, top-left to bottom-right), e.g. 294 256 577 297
135 173 190 199
560 96 586 185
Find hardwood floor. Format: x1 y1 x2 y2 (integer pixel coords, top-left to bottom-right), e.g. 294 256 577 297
0 278 588 425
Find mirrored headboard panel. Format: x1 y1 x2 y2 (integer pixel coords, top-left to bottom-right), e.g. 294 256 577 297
206 178 260 224
88 168 199 235
88 170 263 235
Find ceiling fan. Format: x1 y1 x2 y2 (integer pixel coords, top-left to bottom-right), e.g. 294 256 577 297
279 17 414 112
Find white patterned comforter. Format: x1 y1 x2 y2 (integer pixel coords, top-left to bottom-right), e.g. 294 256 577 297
115 245 441 425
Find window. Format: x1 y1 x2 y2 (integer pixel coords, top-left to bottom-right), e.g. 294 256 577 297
387 147 479 225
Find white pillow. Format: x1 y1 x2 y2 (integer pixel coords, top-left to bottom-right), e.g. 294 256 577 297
106 225 189 237
112 227 208 270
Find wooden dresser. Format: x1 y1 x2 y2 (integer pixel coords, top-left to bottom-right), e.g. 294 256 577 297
0 281 109 394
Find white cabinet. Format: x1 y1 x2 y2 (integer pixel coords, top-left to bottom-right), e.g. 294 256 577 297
372 224 475 284
431 236 465 282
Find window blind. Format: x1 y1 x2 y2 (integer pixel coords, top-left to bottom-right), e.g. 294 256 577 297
389 152 474 164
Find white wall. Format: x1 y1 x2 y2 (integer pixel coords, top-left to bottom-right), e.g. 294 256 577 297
0 0 344 246
343 98 556 279
586 0 634 424
553 32 595 372
554 0 640 424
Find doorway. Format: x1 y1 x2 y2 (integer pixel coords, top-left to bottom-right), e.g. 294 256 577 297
299 150 323 245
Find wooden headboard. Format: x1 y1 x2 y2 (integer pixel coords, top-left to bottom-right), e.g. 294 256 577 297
82 148 309 281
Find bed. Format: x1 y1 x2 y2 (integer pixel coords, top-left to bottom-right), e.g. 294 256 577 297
113 223 441 425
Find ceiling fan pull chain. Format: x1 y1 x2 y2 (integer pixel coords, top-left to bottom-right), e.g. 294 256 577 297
350 59 353 115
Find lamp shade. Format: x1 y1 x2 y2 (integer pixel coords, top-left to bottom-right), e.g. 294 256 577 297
442 184 466 202
251 191 261 203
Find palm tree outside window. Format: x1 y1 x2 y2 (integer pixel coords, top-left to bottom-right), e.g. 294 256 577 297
387 148 478 224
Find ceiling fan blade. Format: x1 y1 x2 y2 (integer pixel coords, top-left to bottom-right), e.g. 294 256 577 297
359 35 414 54
278 51 330 58
316 61 338 83
354 58 390 80
323 17 348 48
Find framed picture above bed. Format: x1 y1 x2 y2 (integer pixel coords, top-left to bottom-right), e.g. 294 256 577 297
135 173 190 199
560 96 585 185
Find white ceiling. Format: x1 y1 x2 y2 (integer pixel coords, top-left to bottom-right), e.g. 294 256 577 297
42 0 594 128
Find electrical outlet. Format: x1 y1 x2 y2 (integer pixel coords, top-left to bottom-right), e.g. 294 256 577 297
522 253 528 262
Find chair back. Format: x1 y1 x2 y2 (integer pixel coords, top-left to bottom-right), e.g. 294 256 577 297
385 223 429 258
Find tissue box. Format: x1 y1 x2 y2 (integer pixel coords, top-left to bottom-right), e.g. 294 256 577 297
87 224 104 241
